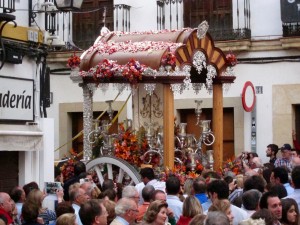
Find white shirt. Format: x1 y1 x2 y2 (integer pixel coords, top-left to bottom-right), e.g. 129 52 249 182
231 204 248 225
135 179 166 205
204 203 248 225
72 203 83 225
166 195 183 222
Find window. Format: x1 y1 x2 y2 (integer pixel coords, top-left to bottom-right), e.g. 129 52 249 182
184 0 232 30
73 0 114 50
183 0 251 41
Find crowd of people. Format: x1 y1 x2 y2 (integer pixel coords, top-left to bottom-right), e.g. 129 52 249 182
0 141 300 225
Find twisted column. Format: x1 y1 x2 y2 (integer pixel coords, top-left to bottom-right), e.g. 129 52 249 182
82 83 94 161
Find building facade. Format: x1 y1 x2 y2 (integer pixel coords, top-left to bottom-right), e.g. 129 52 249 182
1 0 298 191
34 0 300 168
48 0 300 164
0 1 55 191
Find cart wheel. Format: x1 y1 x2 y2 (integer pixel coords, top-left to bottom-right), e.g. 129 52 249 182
86 156 141 186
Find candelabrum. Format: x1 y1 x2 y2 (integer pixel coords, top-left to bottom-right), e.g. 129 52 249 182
142 100 215 171
88 120 115 155
174 119 215 171
142 123 164 165
88 119 133 156
105 100 114 121
175 100 215 171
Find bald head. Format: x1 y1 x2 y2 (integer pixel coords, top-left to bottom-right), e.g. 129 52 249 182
0 192 14 213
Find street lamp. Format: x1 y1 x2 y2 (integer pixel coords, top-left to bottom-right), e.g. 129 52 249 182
29 0 84 38
54 0 83 11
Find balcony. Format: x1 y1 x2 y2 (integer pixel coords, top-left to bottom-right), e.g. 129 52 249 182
210 28 251 41
283 23 300 37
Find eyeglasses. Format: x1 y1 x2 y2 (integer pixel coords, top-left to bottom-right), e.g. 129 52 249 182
129 208 139 213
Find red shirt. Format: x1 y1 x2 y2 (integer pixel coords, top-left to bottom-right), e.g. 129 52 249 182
176 216 192 225
137 202 150 222
0 208 13 225
293 139 300 152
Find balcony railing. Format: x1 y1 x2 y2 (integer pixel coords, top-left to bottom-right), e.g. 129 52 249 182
283 23 300 37
209 28 251 41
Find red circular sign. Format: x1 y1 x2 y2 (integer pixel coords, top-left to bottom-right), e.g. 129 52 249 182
242 81 256 112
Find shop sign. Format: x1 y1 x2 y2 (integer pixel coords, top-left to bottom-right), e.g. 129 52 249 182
0 76 34 122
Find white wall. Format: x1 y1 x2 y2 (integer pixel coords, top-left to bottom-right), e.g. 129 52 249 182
249 0 282 39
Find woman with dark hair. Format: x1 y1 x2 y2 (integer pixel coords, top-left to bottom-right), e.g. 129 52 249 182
280 198 299 225
142 200 168 225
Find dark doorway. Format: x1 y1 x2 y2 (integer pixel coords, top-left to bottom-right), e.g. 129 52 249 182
294 105 300 144
0 151 19 192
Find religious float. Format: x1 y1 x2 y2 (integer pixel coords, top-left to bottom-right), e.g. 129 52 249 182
67 21 237 185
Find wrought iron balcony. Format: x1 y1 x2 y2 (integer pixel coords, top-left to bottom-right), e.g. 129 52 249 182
209 28 251 41
282 23 300 37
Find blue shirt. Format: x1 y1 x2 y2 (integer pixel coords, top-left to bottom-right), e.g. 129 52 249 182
274 158 292 172
195 193 208 204
201 198 212 212
285 188 300 210
284 183 294 196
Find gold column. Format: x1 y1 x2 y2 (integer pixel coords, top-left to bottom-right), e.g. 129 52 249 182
163 84 174 169
212 84 223 171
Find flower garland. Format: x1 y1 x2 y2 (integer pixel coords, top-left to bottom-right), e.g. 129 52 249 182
92 59 119 80
80 58 147 84
67 53 81 68
86 40 183 56
122 59 145 84
112 28 187 37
